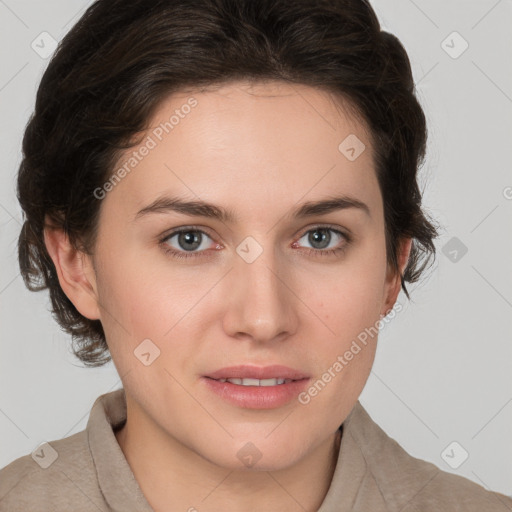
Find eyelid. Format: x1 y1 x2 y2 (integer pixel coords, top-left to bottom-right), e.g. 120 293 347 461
293 223 352 241
159 224 219 242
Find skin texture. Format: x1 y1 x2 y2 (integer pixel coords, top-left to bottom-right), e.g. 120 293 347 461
44 80 411 512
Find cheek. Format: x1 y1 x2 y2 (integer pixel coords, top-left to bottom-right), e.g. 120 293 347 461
297 280 382 421
92 248 167 359
299 236 387 384
316 239 388 330
312 285 380 382
96 245 200 332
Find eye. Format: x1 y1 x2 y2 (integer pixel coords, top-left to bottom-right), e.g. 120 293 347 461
160 228 219 259
159 225 351 261
293 227 350 257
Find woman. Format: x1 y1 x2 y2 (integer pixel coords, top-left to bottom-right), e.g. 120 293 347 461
1 0 510 510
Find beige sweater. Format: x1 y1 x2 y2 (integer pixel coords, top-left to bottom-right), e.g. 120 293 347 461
1 388 511 511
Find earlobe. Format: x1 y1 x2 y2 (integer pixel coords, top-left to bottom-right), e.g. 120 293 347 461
43 222 101 321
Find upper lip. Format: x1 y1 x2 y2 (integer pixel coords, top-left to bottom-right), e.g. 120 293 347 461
205 365 309 380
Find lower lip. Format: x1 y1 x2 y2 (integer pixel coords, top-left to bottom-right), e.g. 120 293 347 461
201 377 310 409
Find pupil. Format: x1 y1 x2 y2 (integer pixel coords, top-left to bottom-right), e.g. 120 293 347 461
309 229 330 249
179 231 201 251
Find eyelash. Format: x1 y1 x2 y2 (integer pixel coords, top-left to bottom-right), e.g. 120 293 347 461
158 225 352 260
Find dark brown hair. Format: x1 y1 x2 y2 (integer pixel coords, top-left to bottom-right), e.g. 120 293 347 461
17 0 440 367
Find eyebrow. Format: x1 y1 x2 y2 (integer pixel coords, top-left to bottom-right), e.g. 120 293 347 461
133 194 371 223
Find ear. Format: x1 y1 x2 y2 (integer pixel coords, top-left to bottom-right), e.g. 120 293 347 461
381 237 413 317
43 218 101 320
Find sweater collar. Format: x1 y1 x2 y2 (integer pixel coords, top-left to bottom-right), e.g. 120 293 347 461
87 388 154 511
87 388 414 511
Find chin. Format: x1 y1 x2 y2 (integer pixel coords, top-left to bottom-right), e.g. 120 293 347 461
196 436 311 473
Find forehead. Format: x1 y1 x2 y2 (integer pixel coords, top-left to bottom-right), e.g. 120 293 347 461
104 80 380 222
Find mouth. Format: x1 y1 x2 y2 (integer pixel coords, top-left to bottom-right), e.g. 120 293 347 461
204 364 309 383
202 365 310 409
209 377 297 386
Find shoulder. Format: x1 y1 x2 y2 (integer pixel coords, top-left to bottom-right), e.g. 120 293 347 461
348 402 512 511
404 464 512 511
0 430 106 512
381 435 512 511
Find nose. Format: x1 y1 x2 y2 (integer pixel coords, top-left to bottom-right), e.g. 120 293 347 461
221 242 299 344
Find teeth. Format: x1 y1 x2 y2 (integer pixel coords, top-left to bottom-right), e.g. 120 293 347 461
219 377 292 386
260 378 284 386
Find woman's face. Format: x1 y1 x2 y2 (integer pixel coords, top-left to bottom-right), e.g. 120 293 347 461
85 80 406 470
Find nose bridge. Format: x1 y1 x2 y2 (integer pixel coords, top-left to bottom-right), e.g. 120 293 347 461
223 237 297 341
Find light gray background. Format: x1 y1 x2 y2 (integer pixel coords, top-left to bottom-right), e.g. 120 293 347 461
1 0 511 497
